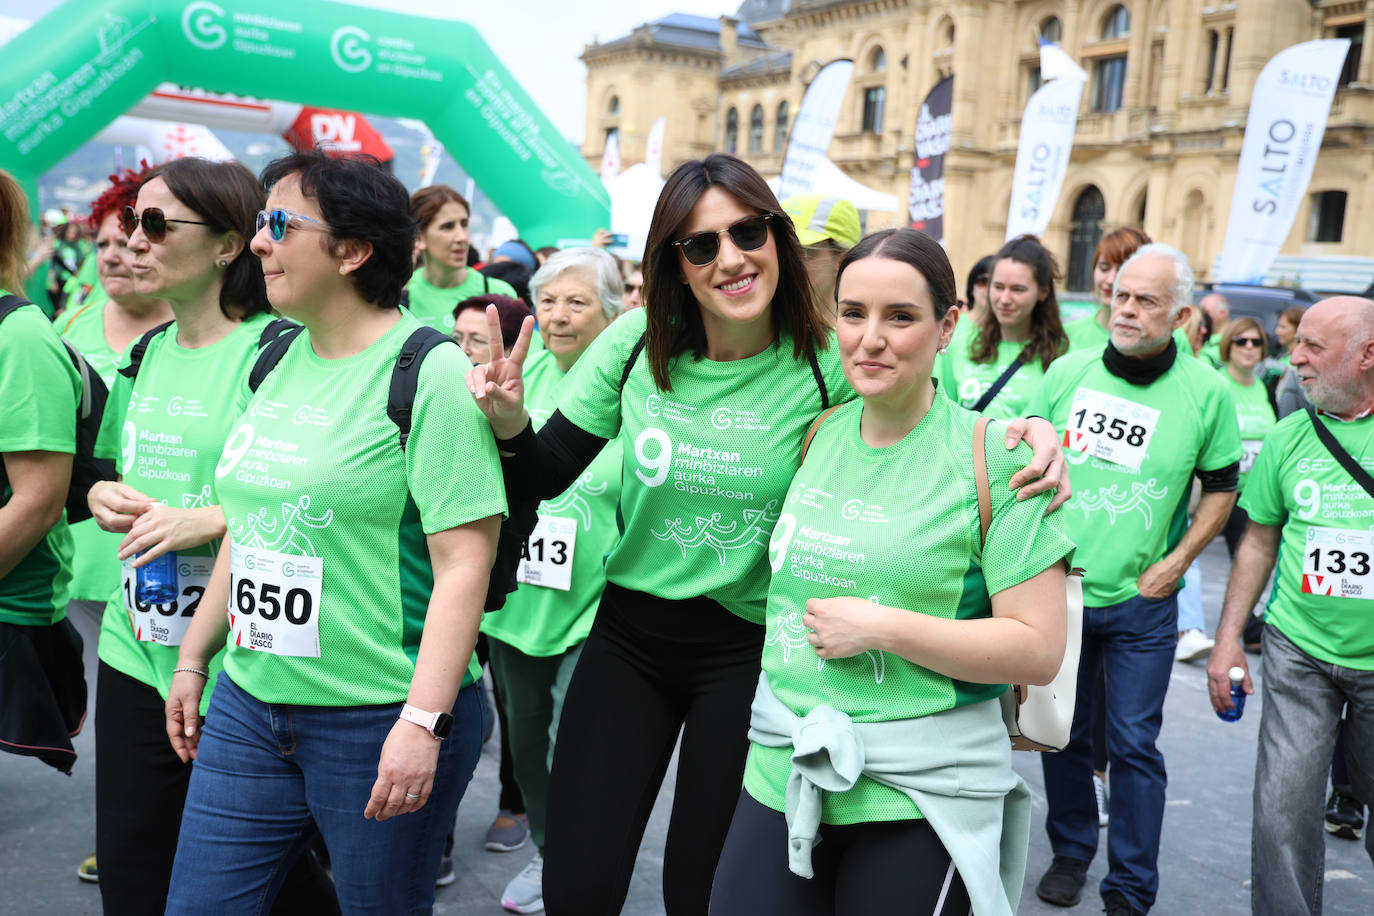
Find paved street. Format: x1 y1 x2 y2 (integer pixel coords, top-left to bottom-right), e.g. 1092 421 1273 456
3 539 1371 915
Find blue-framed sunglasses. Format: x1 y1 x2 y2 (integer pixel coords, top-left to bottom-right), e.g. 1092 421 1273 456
255 208 323 241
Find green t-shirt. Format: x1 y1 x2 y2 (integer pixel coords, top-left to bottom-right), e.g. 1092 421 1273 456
405 266 518 333
481 347 622 656
1064 312 1191 358
0 300 80 625
1029 348 1242 607
94 314 273 708
556 307 853 624
1223 370 1277 492
937 329 1048 420
1240 411 1374 670
743 395 1074 824
215 315 506 706
59 299 124 602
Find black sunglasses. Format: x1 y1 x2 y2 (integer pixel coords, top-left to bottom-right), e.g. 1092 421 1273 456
1232 337 1265 348
121 206 210 243
671 214 772 267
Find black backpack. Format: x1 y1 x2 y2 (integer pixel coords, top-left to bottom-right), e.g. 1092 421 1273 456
0 294 115 523
119 316 299 383
246 324 516 610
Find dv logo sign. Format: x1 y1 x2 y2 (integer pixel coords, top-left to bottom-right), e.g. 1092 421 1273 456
310 113 362 152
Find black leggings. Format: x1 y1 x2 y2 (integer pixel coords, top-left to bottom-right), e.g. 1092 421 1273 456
542 583 763 916
710 793 972 916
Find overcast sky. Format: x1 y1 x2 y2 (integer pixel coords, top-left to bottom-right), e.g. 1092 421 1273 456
1 0 738 142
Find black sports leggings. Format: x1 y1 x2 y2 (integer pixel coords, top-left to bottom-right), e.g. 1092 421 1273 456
542 583 763 916
710 793 973 916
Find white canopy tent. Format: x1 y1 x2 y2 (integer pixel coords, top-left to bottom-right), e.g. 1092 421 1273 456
768 157 898 212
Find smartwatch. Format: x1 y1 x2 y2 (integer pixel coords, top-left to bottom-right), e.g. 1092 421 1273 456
399 703 454 740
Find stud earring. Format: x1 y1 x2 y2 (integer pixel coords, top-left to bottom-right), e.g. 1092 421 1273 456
216 259 228 268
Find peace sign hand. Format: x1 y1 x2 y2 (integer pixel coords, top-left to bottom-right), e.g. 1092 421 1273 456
466 304 536 440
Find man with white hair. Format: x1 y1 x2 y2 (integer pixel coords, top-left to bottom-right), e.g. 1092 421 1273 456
1207 296 1374 916
1029 243 1243 915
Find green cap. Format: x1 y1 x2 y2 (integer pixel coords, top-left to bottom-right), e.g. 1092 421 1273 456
782 194 861 249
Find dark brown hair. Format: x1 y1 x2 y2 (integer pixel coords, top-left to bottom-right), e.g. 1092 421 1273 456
642 154 827 391
455 293 530 347
972 234 1067 371
1219 316 1267 364
410 184 470 231
0 170 28 293
1091 226 1151 270
835 228 957 319
144 157 269 319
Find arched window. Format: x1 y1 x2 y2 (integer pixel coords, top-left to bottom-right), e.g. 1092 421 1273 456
870 46 886 72
608 95 620 116
748 104 765 155
1102 5 1130 40
1041 16 1063 43
941 19 956 49
774 101 789 152
1067 186 1106 292
724 107 739 154
1179 189 1206 260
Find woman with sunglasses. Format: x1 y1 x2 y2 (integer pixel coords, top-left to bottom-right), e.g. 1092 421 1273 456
85 157 334 914
1217 318 1276 556
162 150 503 915
407 185 517 332
467 153 1070 915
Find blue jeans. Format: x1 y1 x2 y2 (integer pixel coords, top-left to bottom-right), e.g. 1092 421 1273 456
1176 558 1205 633
1042 592 1178 912
1252 625 1374 916
166 673 484 915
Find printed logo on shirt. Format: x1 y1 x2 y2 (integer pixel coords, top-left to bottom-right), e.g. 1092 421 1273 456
710 406 772 432
652 499 781 566
229 494 334 556
765 608 888 684
643 394 698 424
1292 477 1374 522
789 485 834 510
215 421 311 491
292 405 331 427
251 399 288 420
167 396 209 418
840 499 888 524
132 394 160 414
1071 479 1170 529
539 470 608 531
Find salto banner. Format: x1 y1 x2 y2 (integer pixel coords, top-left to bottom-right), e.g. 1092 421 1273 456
1005 43 1087 240
908 76 952 243
1215 39 1350 284
0 0 609 245
778 59 854 200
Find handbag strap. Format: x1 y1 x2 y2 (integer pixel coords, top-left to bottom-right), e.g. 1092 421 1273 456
973 416 992 548
1307 406 1374 499
800 405 843 464
970 357 1024 413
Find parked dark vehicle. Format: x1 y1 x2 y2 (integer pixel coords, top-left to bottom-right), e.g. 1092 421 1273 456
1193 283 1319 353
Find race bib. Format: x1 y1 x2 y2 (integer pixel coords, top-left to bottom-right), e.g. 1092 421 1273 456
1240 439 1264 475
121 556 214 646
1301 526 1374 600
1064 388 1160 471
515 515 576 591
228 544 323 657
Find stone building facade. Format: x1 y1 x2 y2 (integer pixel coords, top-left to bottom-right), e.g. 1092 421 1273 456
581 1 1374 291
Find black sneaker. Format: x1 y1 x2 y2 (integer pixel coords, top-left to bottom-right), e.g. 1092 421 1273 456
1102 890 1145 916
435 854 456 888
1036 855 1090 907
1325 787 1366 841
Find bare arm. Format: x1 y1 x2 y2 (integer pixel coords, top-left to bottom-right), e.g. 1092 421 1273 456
0 451 72 580
804 562 1069 686
1205 521 1280 712
1138 489 1236 599
365 514 500 821
165 540 234 761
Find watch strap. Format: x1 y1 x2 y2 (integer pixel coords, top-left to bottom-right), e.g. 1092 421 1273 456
400 703 443 739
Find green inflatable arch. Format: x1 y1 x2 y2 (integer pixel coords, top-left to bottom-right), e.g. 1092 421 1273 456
0 0 609 246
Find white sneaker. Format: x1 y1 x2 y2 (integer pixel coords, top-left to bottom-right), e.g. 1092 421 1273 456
1175 628 1214 663
1093 773 1109 828
501 852 543 914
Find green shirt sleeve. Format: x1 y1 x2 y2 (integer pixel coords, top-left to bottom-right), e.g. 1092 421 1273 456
407 343 507 532
555 307 648 439
1238 419 1287 526
0 305 78 454
981 426 1076 594
1196 375 1244 473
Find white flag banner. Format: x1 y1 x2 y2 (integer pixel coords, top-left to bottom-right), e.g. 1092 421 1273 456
600 131 620 182
779 59 855 199
1215 39 1351 283
645 117 667 177
1005 43 1086 240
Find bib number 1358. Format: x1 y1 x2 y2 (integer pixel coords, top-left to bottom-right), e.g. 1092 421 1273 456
1064 388 1160 472
228 545 323 657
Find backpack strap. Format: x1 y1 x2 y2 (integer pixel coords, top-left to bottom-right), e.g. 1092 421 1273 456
61 339 95 421
389 327 456 450
1307 406 1374 499
799 405 842 464
247 324 306 392
973 416 992 548
619 332 646 391
0 293 31 322
118 320 175 379
971 356 1025 413
806 344 830 411
259 317 300 348
58 299 97 335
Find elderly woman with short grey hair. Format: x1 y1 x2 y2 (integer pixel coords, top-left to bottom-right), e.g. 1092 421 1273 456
478 246 626 913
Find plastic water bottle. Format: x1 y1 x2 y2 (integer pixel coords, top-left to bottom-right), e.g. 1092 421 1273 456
1216 666 1247 722
135 551 178 604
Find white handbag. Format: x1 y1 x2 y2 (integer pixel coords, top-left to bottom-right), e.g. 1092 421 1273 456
973 417 1084 753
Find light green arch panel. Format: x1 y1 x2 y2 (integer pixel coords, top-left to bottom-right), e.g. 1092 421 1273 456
0 0 609 246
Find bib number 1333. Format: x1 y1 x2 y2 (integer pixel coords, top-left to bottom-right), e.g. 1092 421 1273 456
228 544 323 657
1302 526 1374 600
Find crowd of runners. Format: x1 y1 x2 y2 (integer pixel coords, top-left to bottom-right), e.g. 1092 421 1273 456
1 146 1371 916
